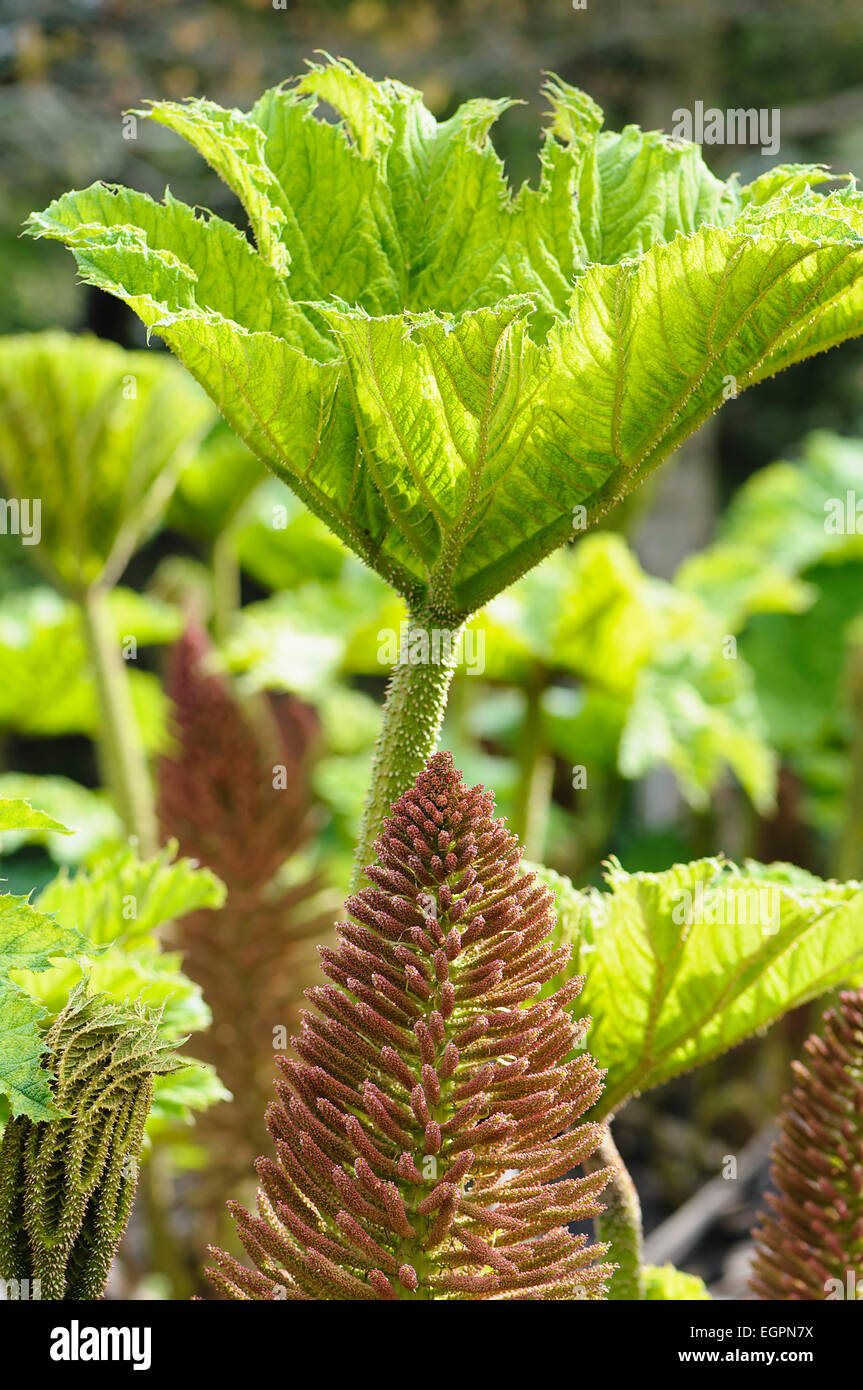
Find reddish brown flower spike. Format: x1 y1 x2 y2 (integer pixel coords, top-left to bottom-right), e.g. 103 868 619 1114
158 624 332 1217
205 751 613 1300
750 988 863 1301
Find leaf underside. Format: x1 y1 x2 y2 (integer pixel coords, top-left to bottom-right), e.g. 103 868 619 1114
26 59 863 615
544 857 863 1118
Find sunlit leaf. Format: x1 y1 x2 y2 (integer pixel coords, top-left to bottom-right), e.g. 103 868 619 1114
0 586 177 747
544 856 863 1118
643 1264 711 1300
0 332 214 595
27 63 863 616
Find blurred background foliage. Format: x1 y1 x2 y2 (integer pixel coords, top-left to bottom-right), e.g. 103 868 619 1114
3 0 863 1296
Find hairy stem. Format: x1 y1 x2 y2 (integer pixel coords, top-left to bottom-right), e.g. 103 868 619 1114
350 603 463 891
584 1126 645 1299
80 584 158 856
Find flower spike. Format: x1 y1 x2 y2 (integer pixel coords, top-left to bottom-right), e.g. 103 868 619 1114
206 751 612 1300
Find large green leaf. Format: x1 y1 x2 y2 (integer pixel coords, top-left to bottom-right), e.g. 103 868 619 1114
26 62 863 616
168 420 266 541
12 844 226 1132
678 429 863 628
0 332 214 595
233 480 348 591
543 857 863 1119
476 536 776 809
35 840 225 949
743 560 863 755
0 586 178 747
223 557 403 693
0 798 87 1122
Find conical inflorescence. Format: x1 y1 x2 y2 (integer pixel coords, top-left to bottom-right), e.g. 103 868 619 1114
750 988 863 1300
158 625 332 1211
0 985 180 1299
205 751 612 1300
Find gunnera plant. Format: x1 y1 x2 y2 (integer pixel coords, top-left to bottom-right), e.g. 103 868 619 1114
0 985 180 1300
205 751 612 1301
158 624 333 1207
750 988 863 1300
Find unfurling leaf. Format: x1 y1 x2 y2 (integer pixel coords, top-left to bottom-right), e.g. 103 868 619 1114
12 844 226 1133
0 985 181 1298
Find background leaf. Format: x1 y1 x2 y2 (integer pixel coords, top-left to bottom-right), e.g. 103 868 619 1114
544 856 863 1118
0 332 214 594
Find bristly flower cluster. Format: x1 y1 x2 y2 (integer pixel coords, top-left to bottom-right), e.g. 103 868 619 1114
205 750 612 1300
0 985 179 1300
750 988 863 1300
158 625 333 1206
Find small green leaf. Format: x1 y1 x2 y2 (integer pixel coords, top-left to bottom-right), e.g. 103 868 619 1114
0 980 55 1122
644 1264 711 1300
0 893 88 976
36 840 225 948
0 777 121 865
169 421 266 541
0 796 68 837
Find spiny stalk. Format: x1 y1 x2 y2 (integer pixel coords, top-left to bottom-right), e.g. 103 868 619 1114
0 985 180 1299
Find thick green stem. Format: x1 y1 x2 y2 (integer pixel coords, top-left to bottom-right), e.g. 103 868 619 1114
513 669 554 861
350 604 463 891
80 584 158 857
585 1126 645 1299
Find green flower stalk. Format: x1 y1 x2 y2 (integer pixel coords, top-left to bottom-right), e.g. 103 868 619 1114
750 988 863 1300
0 986 180 1300
206 751 612 1300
